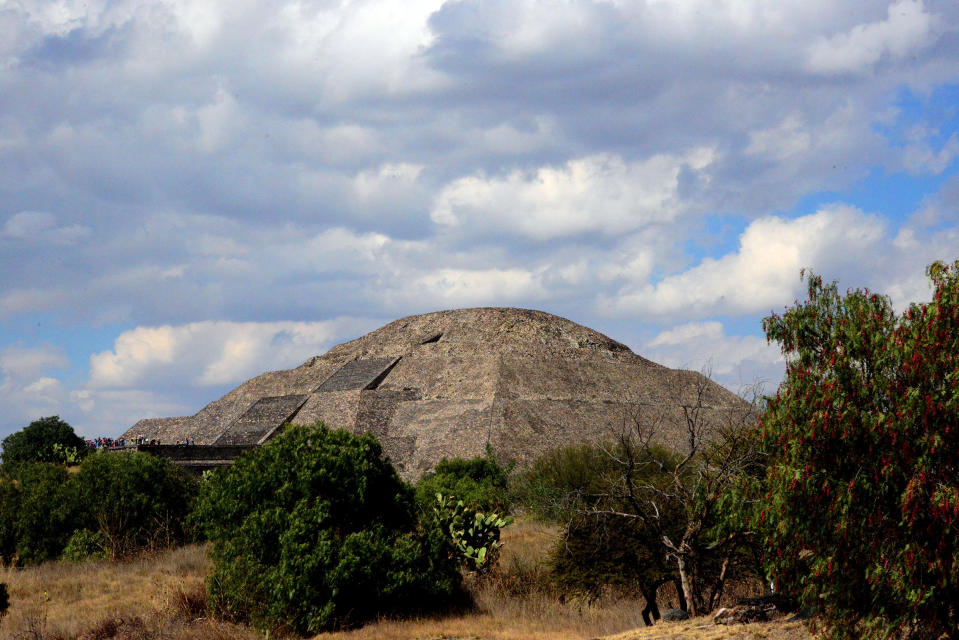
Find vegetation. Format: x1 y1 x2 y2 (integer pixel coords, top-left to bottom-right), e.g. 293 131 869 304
73 450 196 557
61 528 107 562
0 461 77 563
433 493 513 573
415 447 513 513
0 451 192 564
0 416 87 465
747 262 959 639
511 442 617 523
190 423 463 635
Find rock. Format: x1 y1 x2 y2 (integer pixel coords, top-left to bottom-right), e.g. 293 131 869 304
714 598 789 625
662 608 690 621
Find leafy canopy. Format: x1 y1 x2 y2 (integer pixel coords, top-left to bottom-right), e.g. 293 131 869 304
415 446 512 514
190 423 462 635
1 416 87 465
756 262 959 639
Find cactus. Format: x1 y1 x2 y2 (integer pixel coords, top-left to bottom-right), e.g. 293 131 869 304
434 493 513 573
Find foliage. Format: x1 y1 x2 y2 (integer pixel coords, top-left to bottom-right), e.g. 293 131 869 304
51 443 84 465
510 443 620 522
535 380 763 617
190 423 463 635
415 447 512 514
0 462 78 563
73 451 196 557
1 416 87 466
61 528 107 562
754 263 959 639
433 493 512 573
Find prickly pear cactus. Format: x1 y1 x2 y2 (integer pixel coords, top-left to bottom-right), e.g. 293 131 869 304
434 493 513 573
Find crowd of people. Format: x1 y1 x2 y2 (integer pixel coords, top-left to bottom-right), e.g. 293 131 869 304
84 436 197 448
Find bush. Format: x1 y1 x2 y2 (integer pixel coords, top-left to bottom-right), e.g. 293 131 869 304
510 443 617 522
1 416 87 465
415 448 512 514
190 423 463 634
72 451 196 557
0 462 78 563
61 528 107 562
433 493 512 573
755 263 959 638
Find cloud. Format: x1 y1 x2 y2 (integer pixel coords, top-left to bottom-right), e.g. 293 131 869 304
1 211 91 245
806 0 935 75
88 319 377 389
645 321 784 390
0 343 69 378
432 150 715 240
608 205 888 318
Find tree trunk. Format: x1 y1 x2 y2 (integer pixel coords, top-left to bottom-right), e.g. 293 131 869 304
676 553 698 616
673 577 688 612
640 584 662 626
707 553 731 611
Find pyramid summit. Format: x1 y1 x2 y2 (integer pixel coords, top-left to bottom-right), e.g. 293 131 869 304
123 308 745 477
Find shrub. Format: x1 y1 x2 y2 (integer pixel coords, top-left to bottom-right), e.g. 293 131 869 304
510 443 617 522
190 423 463 634
1 416 87 466
415 448 512 513
433 493 512 573
0 462 78 563
61 528 107 562
72 451 196 557
755 263 959 638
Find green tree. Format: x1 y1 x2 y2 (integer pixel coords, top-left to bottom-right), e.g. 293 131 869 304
415 447 512 514
1 416 87 465
190 424 462 634
72 451 195 557
0 462 78 563
756 263 959 639
588 381 763 617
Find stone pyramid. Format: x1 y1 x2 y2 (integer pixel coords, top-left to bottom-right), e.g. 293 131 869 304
123 308 746 477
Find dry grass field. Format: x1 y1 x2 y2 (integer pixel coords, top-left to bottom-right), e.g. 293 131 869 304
0 521 814 640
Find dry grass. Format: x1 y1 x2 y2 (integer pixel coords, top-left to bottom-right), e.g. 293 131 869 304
0 523 814 640
0 544 258 640
311 521 813 640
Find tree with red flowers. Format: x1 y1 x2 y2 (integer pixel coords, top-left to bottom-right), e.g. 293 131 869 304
756 261 958 639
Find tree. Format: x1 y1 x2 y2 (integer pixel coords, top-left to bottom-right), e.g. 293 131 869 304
757 263 959 639
585 375 764 617
1 416 87 465
190 423 463 634
0 462 78 563
415 447 513 514
72 451 196 557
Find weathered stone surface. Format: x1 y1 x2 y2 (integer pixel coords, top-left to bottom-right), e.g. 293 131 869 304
315 357 400 392
663 608 690 621
122 307 749 478
213 394 309 445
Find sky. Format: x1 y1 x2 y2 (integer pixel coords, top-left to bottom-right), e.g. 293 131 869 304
1 0 958 439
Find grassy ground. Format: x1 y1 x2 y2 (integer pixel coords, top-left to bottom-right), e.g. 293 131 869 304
0 522 813 640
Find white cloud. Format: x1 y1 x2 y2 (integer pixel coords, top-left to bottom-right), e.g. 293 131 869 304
645 320 784 390
0 344 68 378
431 150 715 240
406 267 546 308
747 115 812 160
806 0 934 74
88 319 373 389
1 211 91 245
609 205 887 318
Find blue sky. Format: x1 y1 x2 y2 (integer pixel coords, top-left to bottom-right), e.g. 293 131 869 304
1 0 958 439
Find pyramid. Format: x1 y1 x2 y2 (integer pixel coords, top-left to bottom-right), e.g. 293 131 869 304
123 308 747 477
